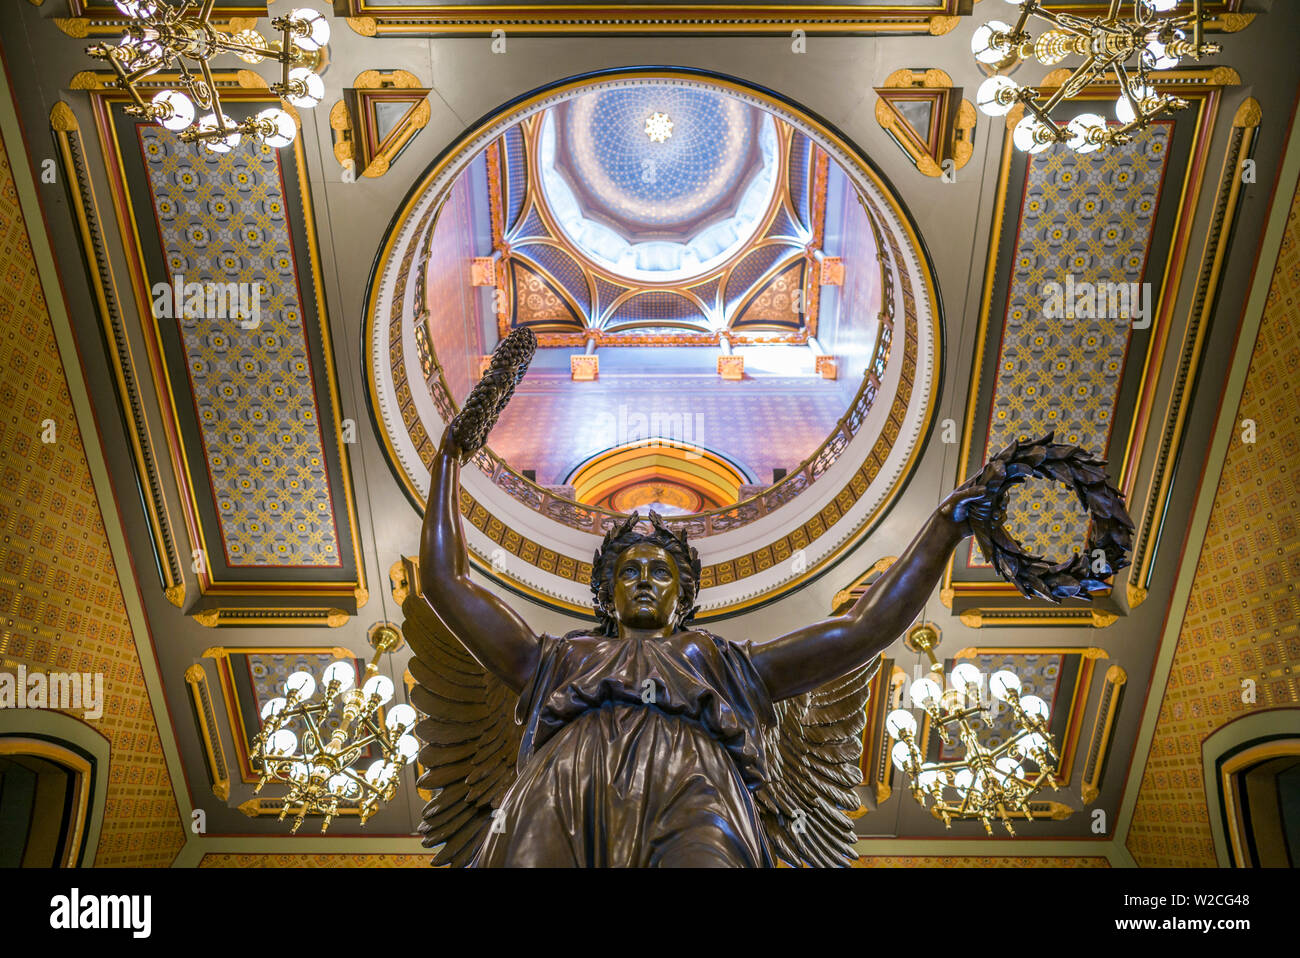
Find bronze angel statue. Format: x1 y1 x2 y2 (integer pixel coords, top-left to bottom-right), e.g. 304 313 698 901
403 329 1132 867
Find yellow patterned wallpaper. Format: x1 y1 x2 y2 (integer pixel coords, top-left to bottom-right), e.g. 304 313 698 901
1126 177 1300 867
0 123 185 865
854 856 1109 868
200 854 428 868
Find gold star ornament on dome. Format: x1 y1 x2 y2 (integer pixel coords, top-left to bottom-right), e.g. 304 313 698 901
645 112 673 143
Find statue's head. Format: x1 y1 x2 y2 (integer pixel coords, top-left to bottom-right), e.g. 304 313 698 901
591 512 700 636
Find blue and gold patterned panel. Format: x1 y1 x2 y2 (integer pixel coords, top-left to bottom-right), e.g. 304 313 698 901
953 105 1198 588
102 93 364 601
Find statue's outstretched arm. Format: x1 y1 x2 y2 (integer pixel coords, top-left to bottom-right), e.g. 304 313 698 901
749 485 984 701
419 426 540 694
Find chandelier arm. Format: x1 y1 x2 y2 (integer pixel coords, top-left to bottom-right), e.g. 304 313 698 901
298 703 328 755
197 0 217 22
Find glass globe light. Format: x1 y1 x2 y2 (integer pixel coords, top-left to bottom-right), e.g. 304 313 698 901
885 708 918 740
255 108 297 148
1144 32 1182 70
1115 84 1157 124
327 772 352 797
396 734 420 765
1148 0 1180 11
365 760 396 786
363 674 395 706
1013 116 1054 154
267 728 298 756
260 696 287 720
321 659 355 693
891 741 914 772
151 90 194 132
289 9 331 51
910 677 942 708
1021 695 1050 721
288 761 310 783
232 29 267 64
283 669 315 699
951 663 983 693
197 113 240 154
385 704 418 734
953 768 974 792
995 756 1025 780
1066 113 1106 154
976 75 1020 117
989 670 1022 701
285 68 325 109
1018 732 1048 757
917 769 942 791
971 21 1012 65
115 0 158 16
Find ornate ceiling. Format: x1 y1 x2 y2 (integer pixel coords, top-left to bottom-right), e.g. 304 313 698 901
0 0 1296 870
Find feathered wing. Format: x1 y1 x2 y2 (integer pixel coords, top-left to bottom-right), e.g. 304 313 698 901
401 565 523 867
756 657 879 867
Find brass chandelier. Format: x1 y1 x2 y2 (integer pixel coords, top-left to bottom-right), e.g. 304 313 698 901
972 0 1220 154
85 1 330 153
888 625 1061 835
251 624 419 833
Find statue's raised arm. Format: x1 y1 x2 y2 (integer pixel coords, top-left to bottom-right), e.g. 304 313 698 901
417 328 540 694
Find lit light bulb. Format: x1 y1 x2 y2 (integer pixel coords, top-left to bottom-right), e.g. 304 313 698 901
289 761 310 783
115 0 158 16
1012 115 1053 154
289 9 331 51
321 659 355 693
365 760 397 786
267 728 298 756
284 669 315 699
1144 31 1183 70
327 773 352 797
255 108 297 148
953 768 974 792
995 756 1025 781
385 704 417 734
976 75 1020 117
396 734 420 765
886 708 918 740
197 113 241 154
1021 695 1050 721
285 67 325 109
971 21 1013 65
1148 0 1180 11
989 670 1021 701
891 741 914 772
1115 85 1158 124
917 769 942 791
363 674 395 706
260 696 287 720
1018 732 1048 757
1066 113 1107 153
951 663 983 693
151 90 194 132
910 677 942 708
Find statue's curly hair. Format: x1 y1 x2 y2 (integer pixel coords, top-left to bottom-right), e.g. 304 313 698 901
590 512 701 637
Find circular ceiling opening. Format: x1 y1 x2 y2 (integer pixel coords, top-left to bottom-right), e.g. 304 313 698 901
367 69 940 618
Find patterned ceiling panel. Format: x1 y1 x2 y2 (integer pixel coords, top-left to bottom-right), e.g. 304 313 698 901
724 244 794 311
787 130 814 230
946 78 1228 618
512 243 591 317
972 124 1172 566
500 123 529 233
94 86 366 616
510 261 583 331
733 260 808 331
606 290 706 331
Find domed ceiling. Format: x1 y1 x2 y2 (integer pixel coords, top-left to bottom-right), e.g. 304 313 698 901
540 86 778 281
367 71 941 619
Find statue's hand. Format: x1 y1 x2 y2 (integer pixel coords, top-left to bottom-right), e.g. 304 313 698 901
936 481 992 539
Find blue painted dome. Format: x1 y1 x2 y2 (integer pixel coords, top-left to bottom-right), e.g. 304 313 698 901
535 83 779 282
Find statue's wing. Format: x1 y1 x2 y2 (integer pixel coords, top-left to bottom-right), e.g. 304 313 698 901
402 568 523 867
757 657 879 867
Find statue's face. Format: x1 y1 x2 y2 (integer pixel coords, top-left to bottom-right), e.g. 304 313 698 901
612 542 681 632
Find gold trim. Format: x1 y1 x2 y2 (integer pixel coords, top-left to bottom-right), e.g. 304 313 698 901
1220 739 1300 867
184 663 230 801
1127 96 1258 605
192 608 350 628
1080 665 1126 805
88 75 368 610
51 99 186 603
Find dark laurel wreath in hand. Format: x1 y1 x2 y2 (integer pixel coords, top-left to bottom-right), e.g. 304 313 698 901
449 327 537 461
964 431 1135 602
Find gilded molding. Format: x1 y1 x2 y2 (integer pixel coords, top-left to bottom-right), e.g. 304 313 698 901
50 98 186 605
1080 665 1126 805
1127 96 1258 605
192 608 350 628
184 663 230 801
